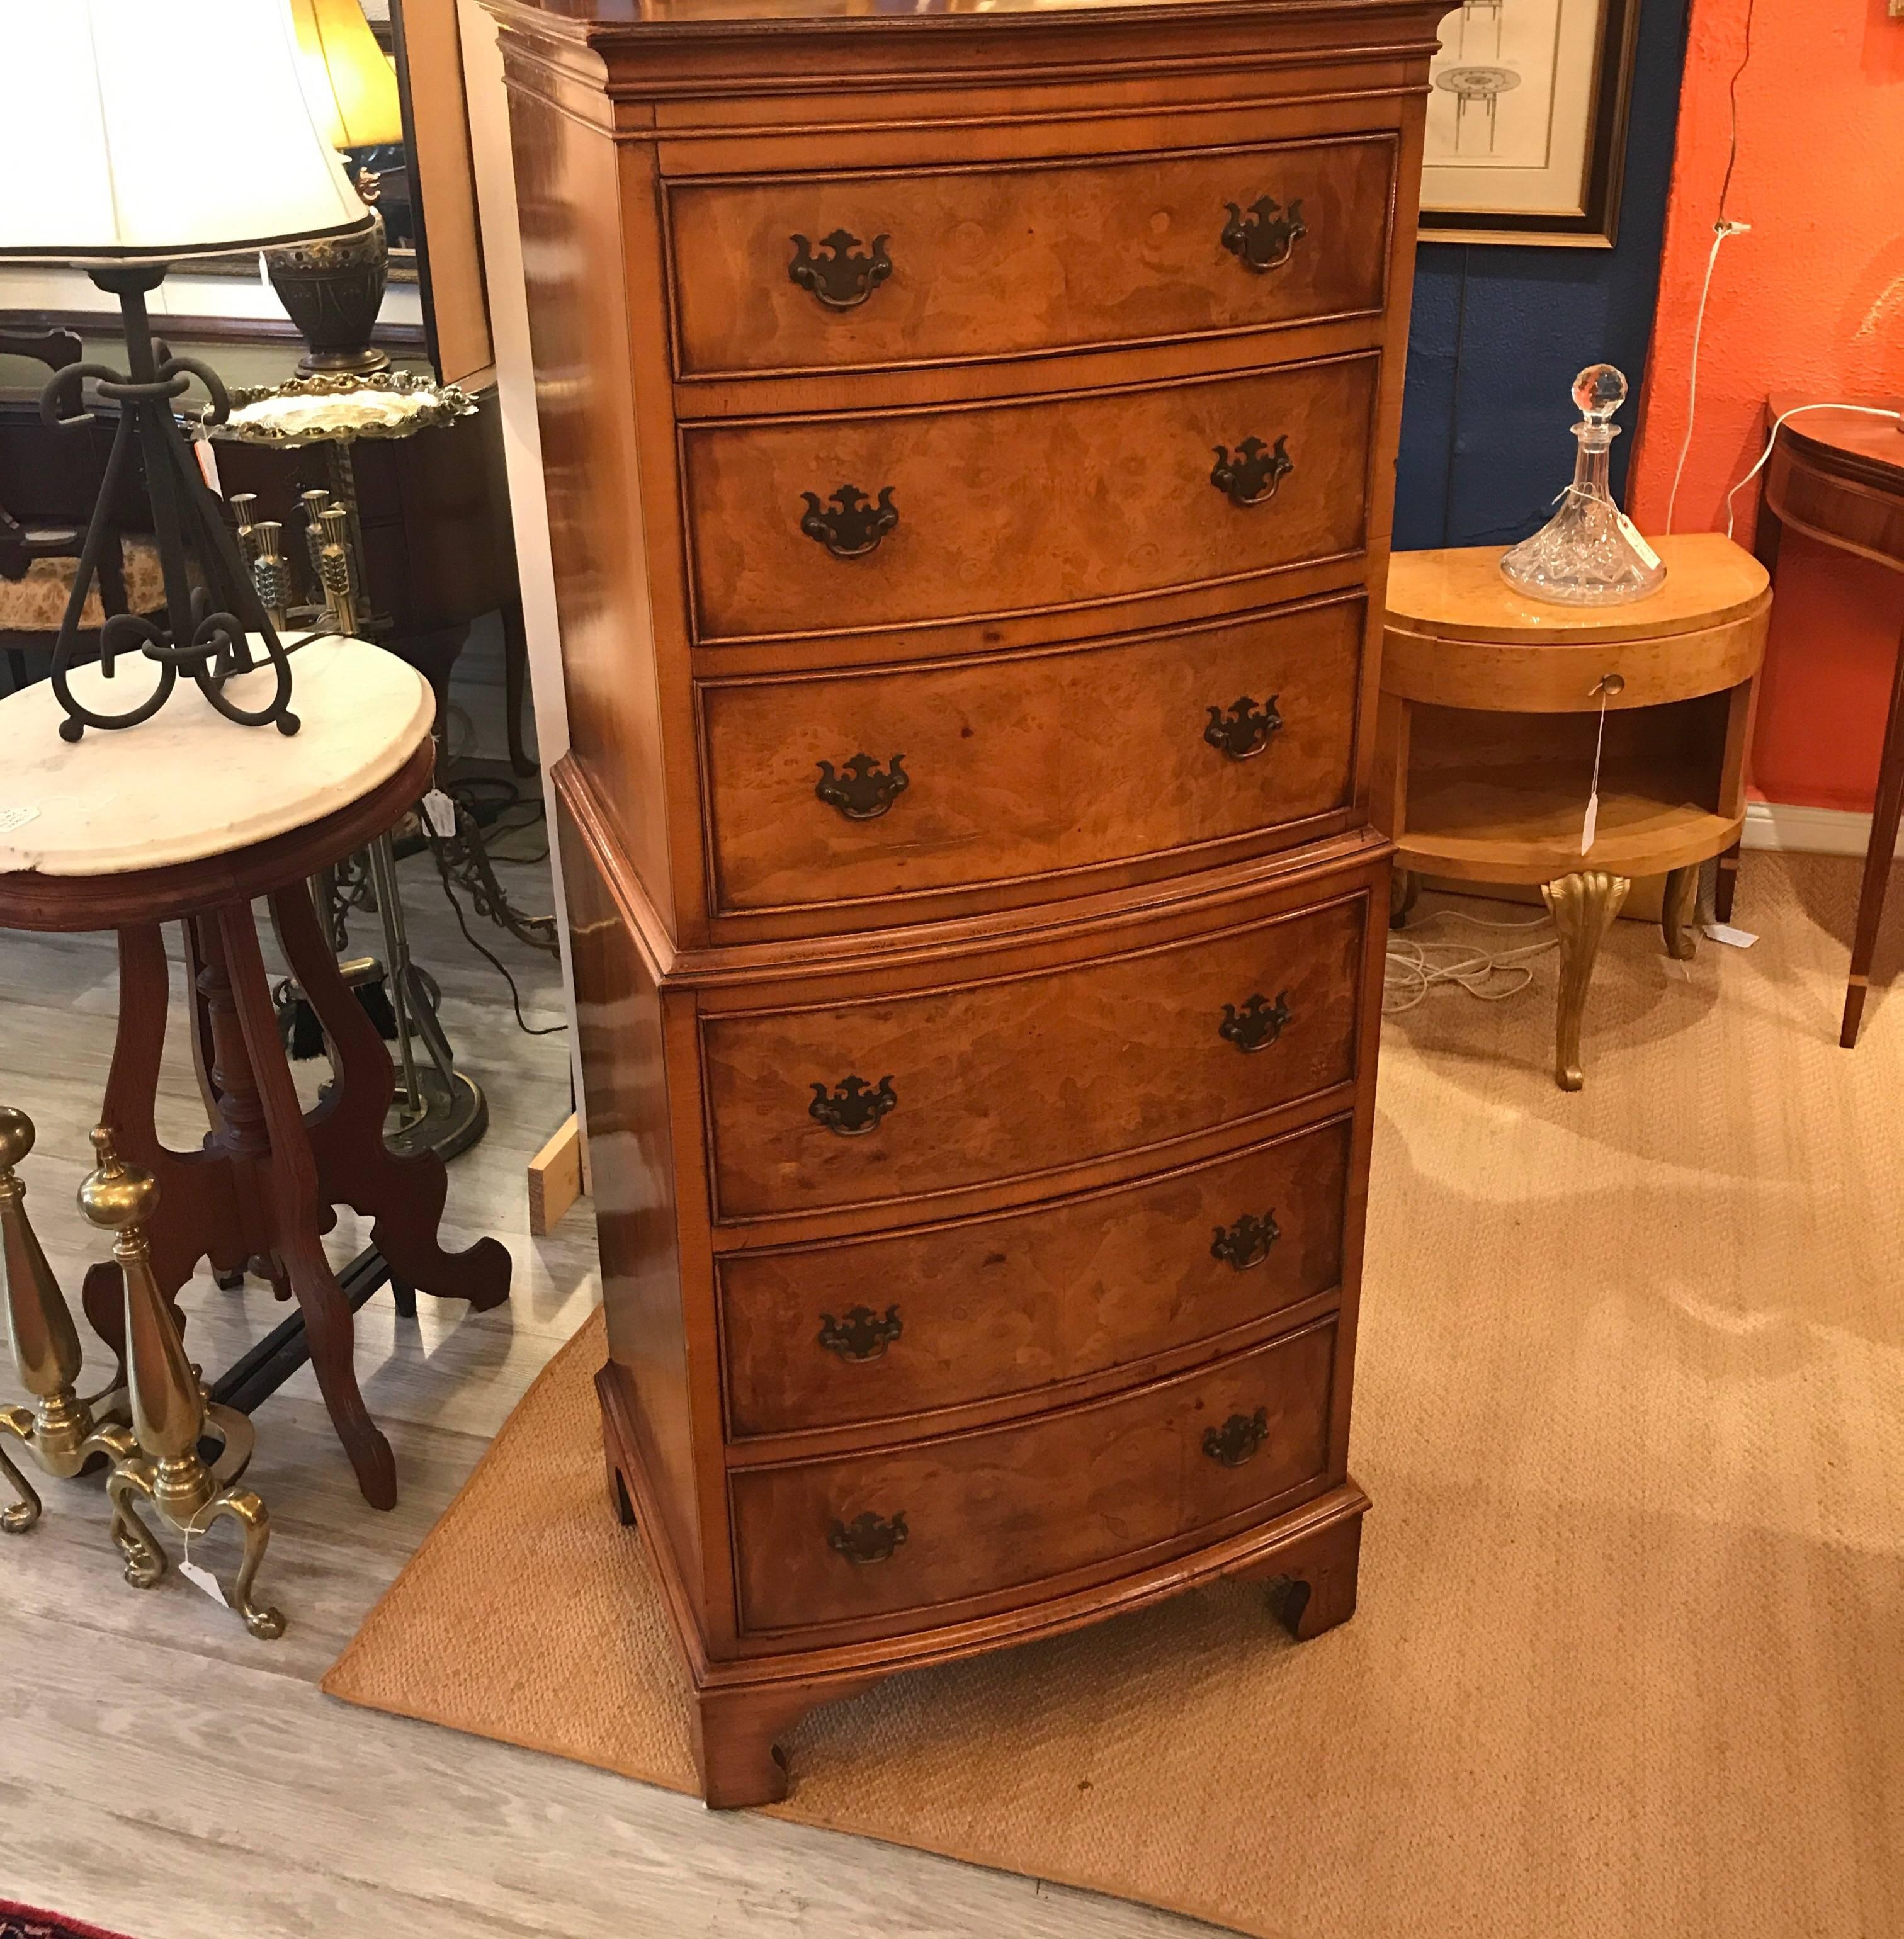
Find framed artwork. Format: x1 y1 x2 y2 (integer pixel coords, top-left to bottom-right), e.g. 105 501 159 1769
1420 0 1643 247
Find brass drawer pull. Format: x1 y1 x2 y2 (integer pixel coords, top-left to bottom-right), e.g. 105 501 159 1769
788 229 893 310
809 1074 897 1136
1211 1210 1280 1272
1221 197 1307 274
830 1508 907 1564
1204 695 1283 761
800 484 898 558
1218 990 1293 1053
1210 435 1293 507
1203 1407 1270 1467
819 1303 903 1362
816 752 908 820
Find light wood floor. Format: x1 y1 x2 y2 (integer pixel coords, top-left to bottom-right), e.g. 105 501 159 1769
0 827 1198 1936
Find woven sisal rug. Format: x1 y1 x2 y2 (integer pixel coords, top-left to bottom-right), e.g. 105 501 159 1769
326 854 1904 1939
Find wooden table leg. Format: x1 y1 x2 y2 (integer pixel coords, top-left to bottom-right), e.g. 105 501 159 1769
214 900 399 1510
1842 616 1904 1049
270 885 512 1314
1541 871 1630 1092
1662 864 1699 961
1713 842 1742 925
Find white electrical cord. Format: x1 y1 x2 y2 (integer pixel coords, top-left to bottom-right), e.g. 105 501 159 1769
1384 907 1558 1015
1663 218 1748 536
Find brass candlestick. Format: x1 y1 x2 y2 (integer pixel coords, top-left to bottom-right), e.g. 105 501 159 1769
0 1106 132 1533
86 1129 285 1639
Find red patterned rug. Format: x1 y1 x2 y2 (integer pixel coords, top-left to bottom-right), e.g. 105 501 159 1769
1 1905 135 1939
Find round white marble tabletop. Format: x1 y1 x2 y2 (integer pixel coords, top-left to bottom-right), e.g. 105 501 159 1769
0 637 433 878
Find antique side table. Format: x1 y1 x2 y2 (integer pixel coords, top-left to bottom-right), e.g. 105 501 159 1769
1378 534 1771 1090
0 638 510 1508
1746 398 1904 1048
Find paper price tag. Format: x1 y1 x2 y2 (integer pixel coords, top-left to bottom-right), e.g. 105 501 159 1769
1702 922 1759 949
422 788 458 839
1580 791 1599 856
179 1557 229 1608
1616 512 1661 572
0 807 39 834
191 428 224 499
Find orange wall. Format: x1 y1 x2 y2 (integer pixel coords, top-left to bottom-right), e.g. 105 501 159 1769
1628 0 1904 813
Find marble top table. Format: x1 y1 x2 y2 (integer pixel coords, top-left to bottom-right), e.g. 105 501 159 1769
0 641 509 1508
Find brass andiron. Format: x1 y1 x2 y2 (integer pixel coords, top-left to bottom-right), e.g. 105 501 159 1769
84 1128 285 1639
0 1106 132 1532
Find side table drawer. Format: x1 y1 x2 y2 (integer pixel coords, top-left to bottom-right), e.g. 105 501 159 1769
730 1317 1337 1632
665 133 1398 379
720 1116 1353 1439
700 594 1365 919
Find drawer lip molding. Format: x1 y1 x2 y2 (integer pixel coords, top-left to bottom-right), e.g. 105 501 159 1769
660 130 1399 383
715 1110 1356 1447
676 348 1379 649
697 886 1368 1224
725 1313 1339 1637
693 587 1369 925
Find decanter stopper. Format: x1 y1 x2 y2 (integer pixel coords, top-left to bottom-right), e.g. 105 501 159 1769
1500 364 1667 606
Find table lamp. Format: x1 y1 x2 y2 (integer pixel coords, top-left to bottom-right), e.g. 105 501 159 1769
270 0 407 375
0 0 375 741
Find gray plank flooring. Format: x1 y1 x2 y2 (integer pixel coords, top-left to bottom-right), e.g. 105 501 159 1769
0 745 1203 1937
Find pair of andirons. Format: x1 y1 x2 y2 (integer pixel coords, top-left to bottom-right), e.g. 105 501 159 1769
230 487 361 641
0 1107 283 1639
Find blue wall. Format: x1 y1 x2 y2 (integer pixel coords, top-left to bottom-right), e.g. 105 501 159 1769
1394 0 1693 551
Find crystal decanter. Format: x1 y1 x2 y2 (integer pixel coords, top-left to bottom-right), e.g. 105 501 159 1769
1500 364 1667 606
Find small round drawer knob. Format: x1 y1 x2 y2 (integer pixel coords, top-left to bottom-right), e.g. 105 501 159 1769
788 229 893 310
1203 1408 1270 1467
1204 695 1284 761
809 1074 897 1136
1211 1210 1281 1271
800 484 898 558
818 1303 903 1362
829 1508 907 1565
1210 436 1294 507
1218 990 1293 1053
1220 196 1307 274
816 752 908 820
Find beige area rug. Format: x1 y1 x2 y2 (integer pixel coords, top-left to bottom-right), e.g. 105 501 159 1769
326 852 1904 1938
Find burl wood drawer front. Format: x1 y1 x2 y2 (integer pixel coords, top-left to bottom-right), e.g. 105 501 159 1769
680 354 1377 647
700 890 1366 1221
720 1117 1351 1439
665 135 1397 380
730 1318 1336 1632
700 594 1364 917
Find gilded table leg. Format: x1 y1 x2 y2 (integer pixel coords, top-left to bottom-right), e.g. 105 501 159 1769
1662 863 1699 961
1541 871 1631 1093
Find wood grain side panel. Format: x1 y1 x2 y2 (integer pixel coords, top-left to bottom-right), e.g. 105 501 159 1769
665 133 1397 378
681 353 1378 645
699 594 1366 916
719 1115 1352 1438
557 802 701 1586
701 890 1367 1219
730 1318 1337 1631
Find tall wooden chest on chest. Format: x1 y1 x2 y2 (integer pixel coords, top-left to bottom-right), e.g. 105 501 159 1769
490 0 1443 1807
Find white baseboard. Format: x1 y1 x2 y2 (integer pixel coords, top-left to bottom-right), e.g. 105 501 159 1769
1743 800 1903 858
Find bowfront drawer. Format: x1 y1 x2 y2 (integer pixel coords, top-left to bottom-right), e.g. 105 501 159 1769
699 886 1368 1221
681 354 1377 647
730 1317 1337 1632
720 1116 1352 1439
665 134 1398 379
700 594 1365 919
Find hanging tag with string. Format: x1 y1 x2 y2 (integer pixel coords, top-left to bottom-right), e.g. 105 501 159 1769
1582 672 1624 855
189 404 224 499
178 1503 229 1608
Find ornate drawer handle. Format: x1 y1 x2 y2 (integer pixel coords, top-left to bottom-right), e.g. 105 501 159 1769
810 1074 897 1136
817 752 908 820
800 485 898 559
830 1508 908 1565
1211 1210 1280 1272
1211 436 1293 507
1203 1407 1270 1467
788 229 893 310
1218 990 1293 1053
1221 196 1307 274
1204 695 1283 761
819 1303 903 1362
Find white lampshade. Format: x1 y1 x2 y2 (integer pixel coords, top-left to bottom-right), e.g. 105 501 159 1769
0 0 374 264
